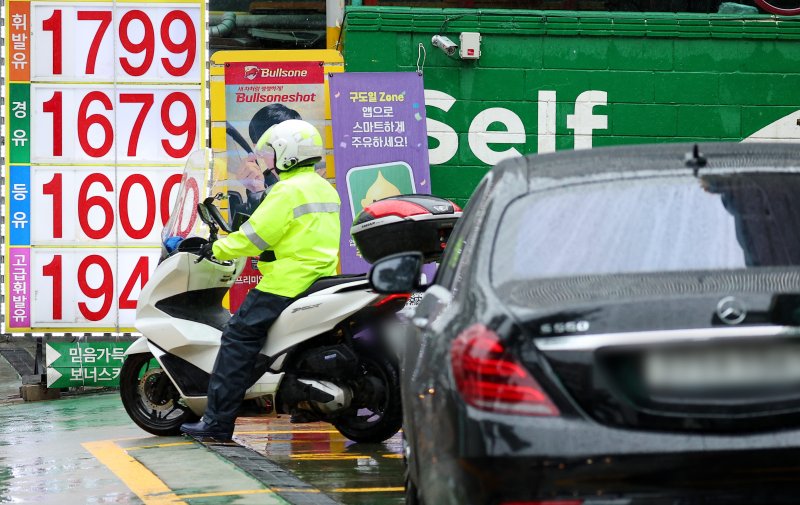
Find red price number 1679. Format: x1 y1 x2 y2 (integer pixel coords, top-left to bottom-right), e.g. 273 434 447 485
39 89 197 161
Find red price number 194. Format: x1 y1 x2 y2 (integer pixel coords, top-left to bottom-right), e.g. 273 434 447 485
35 250 158 325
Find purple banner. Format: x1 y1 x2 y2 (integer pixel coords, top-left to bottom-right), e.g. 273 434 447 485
330 72 431 274
8 248 31 328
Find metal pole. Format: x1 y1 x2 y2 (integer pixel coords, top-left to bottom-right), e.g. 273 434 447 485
327 0 345 49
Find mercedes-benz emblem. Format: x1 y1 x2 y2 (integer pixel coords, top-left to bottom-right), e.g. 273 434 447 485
716 296 747 325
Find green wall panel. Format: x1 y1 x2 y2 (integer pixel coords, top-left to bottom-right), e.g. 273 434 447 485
343 7 800 202
654 72 720 104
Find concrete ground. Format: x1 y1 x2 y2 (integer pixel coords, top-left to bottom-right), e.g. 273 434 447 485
0 367 18 400
0 350 23 401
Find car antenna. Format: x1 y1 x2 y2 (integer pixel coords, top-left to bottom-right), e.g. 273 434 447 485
684 144 707 177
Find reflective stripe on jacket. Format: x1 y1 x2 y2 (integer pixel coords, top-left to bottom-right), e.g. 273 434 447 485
212 166 341 298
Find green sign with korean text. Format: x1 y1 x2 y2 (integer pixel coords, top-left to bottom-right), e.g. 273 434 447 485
45 342 131 388
8 83 31 164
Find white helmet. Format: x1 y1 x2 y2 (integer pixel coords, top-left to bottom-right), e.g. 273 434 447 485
255 119 323 171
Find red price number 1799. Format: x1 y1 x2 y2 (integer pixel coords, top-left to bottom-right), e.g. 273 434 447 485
39 7 197 79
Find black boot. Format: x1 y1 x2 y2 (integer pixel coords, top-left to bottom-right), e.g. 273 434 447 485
180 417 234 441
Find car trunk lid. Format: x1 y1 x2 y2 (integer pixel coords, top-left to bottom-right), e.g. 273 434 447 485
502 283 800 433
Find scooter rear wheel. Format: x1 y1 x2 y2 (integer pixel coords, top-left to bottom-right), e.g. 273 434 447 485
332 346 402 444
120 352 198 436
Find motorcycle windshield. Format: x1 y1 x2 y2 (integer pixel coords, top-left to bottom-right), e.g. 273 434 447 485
161 144 277 248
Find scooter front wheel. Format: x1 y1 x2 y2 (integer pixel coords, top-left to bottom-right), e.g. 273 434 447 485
120 352 198 436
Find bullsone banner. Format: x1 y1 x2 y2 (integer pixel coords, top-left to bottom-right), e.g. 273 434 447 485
222 60 326 312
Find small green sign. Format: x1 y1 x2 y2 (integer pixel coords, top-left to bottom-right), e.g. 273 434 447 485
45 342 131 388
8 83 31 164
47 366 124 389
346 161 416 217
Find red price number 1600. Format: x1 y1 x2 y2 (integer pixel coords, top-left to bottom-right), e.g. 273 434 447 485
40 171 183 242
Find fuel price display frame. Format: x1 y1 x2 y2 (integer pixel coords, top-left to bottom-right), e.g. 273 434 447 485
4 0 207 334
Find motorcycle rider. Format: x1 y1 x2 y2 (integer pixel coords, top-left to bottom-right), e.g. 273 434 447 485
180 119 341 441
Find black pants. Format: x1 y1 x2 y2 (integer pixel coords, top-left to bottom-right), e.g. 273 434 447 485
204 289 294 427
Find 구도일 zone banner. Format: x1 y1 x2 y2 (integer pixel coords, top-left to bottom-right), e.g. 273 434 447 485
329 72 432 275
222 60 326 311
4 0 206 333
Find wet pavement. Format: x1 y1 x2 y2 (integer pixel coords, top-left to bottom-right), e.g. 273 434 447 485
0 390 404 504
234 417 404 505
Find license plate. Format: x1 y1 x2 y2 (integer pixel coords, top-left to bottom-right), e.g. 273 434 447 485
644 343 800 390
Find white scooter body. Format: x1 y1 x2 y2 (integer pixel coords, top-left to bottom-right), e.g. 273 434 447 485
129 249 380 416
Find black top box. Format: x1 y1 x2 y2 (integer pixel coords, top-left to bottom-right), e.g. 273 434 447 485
351 194 462 264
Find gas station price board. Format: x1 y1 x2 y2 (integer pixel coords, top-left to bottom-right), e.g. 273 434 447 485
4 0 206 333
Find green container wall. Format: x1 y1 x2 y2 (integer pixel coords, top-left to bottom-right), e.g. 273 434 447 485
342 7 800 206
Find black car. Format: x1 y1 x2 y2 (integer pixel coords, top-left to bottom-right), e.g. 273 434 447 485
369 143 800 505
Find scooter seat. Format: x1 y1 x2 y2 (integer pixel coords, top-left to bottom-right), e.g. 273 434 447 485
300 274 368 297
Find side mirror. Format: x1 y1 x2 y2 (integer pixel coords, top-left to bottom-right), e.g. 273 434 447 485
232 213 250 232
203 197 233 234
196 201 214 227
368 252 424 294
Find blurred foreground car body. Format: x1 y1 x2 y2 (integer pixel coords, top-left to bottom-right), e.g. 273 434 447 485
399 143 800 505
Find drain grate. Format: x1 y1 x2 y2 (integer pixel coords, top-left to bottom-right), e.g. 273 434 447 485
205 441 341 505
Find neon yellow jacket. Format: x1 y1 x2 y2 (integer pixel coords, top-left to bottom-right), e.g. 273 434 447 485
212 166 341 298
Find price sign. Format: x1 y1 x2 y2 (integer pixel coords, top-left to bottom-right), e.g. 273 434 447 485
30 167 183 245
31 85 200 163
31 248 162 328
31 3 200 82
5 0 205 333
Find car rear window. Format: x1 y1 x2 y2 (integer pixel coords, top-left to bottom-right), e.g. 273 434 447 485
491 172 800 287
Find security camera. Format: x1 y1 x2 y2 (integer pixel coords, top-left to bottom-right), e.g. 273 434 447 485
431 35 457 56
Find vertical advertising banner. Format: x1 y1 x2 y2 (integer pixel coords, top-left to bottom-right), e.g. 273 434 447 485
4 0 205 333
223 61 325 311
330 72 431 274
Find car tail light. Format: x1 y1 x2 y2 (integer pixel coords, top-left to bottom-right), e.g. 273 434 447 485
372 293 411 314
451 324 559 416
373 293 410 307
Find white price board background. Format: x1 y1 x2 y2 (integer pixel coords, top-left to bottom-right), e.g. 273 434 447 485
5 0 206 333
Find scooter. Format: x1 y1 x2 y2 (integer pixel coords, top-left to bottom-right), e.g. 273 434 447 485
119 150 406 443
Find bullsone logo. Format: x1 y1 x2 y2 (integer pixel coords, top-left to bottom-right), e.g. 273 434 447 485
244 65 259 81
244 65 309 80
